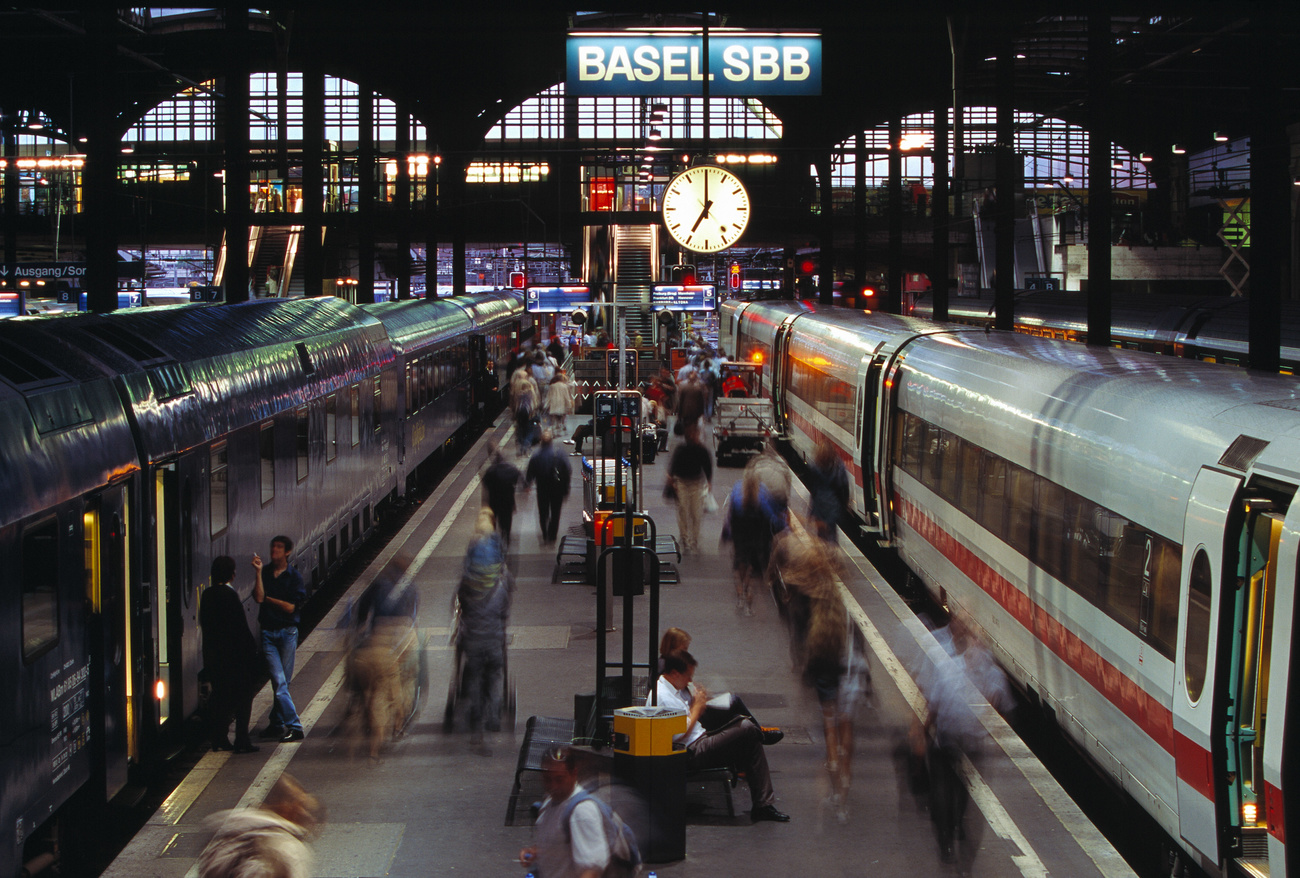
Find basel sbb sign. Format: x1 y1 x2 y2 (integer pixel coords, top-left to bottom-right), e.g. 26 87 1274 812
567 32 821 97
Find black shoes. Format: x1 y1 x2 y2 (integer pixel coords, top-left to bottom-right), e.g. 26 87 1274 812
751 804 790 823
260 725 285 739
211 740 234 752
760 727 784 746
232 742 261 754
280 728 305 743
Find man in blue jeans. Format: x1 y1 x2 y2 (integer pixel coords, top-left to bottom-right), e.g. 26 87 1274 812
253 535 307 743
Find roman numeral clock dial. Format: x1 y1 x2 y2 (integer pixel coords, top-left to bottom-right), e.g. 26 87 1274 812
661 164 750 254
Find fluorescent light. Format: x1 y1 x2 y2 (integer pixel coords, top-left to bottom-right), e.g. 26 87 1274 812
1171 143 1186 155
1214 131 1229 142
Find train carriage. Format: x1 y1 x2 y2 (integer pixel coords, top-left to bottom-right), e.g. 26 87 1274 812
727 297 1300 877
0 290 528 877
0 319 140 877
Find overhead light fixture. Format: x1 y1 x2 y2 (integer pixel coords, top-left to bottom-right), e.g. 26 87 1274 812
1213 131 1229 142
26 111 44 131
120 143 135 155
1138 152 1153 163
1171 143 1186 155
1061 174 1074 184
1112 159 1125 170
650 102 667 123
648 128 662 141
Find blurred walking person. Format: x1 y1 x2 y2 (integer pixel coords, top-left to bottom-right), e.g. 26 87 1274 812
455 509 511 749
524 430 572 546
721 467 786 615
666 424 712 553
344 575 418 760
509 367 540 456
197 774 322 878
481 443 521 544
544 369 574 433
808 437 849 543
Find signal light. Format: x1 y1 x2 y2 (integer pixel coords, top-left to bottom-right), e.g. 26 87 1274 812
798 259 816 275
509 271 525 289
154 679 166 701
728 264 742 292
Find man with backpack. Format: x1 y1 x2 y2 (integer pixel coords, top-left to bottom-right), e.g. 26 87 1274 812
524 430 572 546
519 747 640 878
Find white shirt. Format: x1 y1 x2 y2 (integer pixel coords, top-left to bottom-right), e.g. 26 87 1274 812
648 676 705 747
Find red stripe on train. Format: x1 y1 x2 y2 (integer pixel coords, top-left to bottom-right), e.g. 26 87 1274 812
1267 781 1286 844
895 492 1177 755
786 407 864 486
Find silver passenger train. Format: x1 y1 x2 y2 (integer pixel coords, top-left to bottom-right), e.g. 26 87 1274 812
910 289 1300 374
0 290 527 876
724 298 1299 878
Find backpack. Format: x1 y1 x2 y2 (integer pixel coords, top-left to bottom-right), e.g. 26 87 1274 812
557 789 642 878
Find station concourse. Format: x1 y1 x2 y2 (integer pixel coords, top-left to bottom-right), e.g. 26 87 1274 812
104 410 1135 878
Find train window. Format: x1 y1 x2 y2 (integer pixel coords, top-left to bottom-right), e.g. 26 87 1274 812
956 439 983 521
1184 549 1213 703
405 363 414 417
295 406 309 483
350 384 361 447
21 520 60 662
1006 464 1035 557
372 376 382 433
1147 538 1182 658
935 430 960 502
1062 493 1106 606
977 453 1007 536
210 442 228 536
895 413 917 475
1035 480 1067 581
259 422 275 505
325 394 338 463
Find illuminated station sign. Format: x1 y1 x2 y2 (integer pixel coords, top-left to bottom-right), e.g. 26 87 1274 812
651 284 717 311
567 31 821 97
525 285 592 313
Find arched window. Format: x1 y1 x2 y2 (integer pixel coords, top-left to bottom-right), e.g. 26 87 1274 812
822 108 1151 191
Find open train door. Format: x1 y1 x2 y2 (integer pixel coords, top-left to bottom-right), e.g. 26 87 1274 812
1174 467 1239 869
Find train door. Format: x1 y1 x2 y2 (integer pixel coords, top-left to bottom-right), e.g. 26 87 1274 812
771 316 798 432
84 485 131 799
1222 488 1291 870
1175 468 1290 871
858 353 886 534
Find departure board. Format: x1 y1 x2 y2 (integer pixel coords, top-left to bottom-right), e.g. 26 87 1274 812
525 285 592 312
650 284 717 311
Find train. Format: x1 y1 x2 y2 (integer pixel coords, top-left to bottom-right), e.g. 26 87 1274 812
910 289 1300 374
723 297 1300 878
0 289 529 876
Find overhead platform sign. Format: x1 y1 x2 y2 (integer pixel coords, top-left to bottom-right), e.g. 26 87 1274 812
526 285 592 313
651 284 717 311
567 31 820 96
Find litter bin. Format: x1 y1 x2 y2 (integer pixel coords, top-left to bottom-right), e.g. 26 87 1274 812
612 706 687 862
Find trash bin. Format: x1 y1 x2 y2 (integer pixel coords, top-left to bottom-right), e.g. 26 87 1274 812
612 706 688 862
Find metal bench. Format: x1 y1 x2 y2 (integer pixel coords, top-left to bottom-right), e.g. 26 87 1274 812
553 533 681 585
686 765 738 817
505 715 575 825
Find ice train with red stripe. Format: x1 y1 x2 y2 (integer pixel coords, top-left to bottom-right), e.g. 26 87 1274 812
723 298 1300 878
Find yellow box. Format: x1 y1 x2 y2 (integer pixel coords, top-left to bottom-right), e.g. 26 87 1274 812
613 706 687 756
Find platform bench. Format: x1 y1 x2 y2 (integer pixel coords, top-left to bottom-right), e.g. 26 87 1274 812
505 715 576 825
686 765 738 817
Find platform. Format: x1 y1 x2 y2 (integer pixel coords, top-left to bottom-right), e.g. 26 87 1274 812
103 411 1136 878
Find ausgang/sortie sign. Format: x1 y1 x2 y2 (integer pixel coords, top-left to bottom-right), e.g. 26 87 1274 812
566 33 821 97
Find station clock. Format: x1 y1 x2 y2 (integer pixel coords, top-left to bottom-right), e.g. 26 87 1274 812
661 164 750 254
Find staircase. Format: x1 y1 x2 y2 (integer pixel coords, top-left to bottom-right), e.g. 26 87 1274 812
613 225 655 341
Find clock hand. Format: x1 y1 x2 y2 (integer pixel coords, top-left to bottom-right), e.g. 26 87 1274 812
690 199 713 233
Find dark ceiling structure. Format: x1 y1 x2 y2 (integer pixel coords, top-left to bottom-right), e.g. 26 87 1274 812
2 5 1295 166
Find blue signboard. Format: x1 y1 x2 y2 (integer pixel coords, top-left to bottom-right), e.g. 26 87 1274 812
0 293 19 317
567 33 820 96
526 285 592 313
651 284 717 311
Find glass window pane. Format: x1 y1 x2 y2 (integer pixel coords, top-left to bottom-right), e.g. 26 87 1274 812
1185 550 1213 702
22 520 59 662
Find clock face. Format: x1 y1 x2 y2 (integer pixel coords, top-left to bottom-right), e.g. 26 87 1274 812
661 165 750 253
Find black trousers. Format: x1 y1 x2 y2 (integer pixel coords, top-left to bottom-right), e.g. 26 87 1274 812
208 672 254 746
536 490 565 543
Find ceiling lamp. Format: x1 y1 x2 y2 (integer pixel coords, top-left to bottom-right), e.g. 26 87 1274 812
1138 152 1153 163
1112 159 1125 170
1171 143 1186 155
1213 131 1229 142
26 111 44 131
1061 173 1074 184
648 128 662 141
650 102 667 123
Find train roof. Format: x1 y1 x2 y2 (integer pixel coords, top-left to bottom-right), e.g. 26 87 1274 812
898 327 1300 540
18 297 395 463
364 298 475 354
